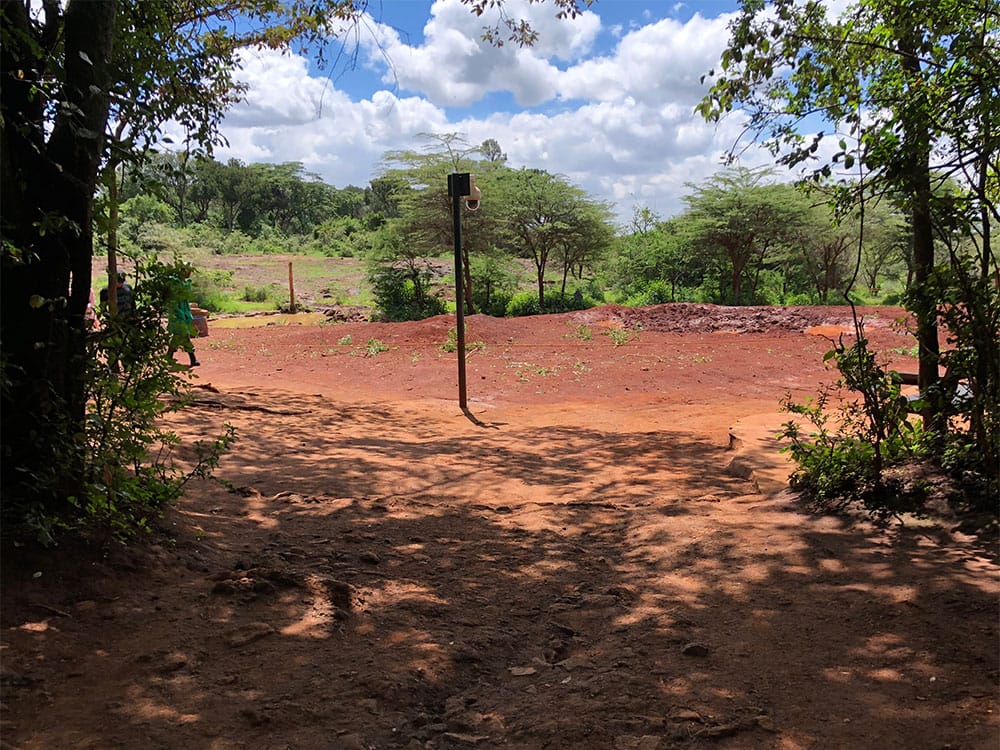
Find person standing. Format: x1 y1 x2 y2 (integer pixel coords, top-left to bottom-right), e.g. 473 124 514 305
98 270 136 372
167 266 200 367
99 270 134 319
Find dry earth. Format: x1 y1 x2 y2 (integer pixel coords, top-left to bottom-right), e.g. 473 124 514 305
2 303 998 750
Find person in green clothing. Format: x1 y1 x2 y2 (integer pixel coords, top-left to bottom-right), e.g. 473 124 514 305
167 266 200 367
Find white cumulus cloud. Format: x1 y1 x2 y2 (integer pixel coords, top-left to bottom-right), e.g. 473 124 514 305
198 0 776 225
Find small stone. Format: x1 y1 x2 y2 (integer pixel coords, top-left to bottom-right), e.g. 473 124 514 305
614 735 661 749
335 733 366 750
158 652 189 673
225 622 276 647
681 643 710 657
321 578 354 610
670 709 704 723
756 715 778 732
359 551 381 565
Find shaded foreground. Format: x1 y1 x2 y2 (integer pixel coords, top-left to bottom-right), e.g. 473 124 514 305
2 305 997 749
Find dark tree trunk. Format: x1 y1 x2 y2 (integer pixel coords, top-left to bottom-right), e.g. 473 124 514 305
1 0 117 510
898 29 942 431
462 243 475 314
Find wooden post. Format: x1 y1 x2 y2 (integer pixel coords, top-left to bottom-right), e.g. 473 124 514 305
288 261 296 313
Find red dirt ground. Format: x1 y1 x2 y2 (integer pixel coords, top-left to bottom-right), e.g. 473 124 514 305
2 303 998 750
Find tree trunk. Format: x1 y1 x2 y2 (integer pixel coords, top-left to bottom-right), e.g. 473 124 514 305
462 244 475 314
731 264 742 305
899 29 942 431
1 0 117 511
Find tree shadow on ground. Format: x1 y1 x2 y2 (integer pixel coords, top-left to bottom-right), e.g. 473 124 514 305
1 387 996 749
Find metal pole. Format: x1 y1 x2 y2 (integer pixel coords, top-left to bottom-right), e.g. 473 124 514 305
451 183 468 410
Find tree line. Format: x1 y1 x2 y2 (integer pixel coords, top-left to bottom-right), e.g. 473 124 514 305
118 145 926 321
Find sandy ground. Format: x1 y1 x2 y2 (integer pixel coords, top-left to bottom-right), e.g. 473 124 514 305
2 303 997 750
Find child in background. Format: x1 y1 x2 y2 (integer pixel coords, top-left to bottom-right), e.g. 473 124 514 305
167 266 200 367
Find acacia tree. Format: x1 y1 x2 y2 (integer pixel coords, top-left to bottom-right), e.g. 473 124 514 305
553 201 615 296
698 0 999 430
682 167 805 304
0 0 368 533
379 135 486 313
491 169 590 311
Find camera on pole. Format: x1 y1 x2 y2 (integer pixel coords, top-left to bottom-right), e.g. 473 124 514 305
465 176 481 211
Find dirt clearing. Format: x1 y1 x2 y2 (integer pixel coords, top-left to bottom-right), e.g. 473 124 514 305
2 304 997 750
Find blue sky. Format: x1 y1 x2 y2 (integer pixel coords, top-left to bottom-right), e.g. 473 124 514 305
176 0 807 226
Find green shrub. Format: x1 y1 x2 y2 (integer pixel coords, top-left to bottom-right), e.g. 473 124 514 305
779 331 928 519
470 255 518 317
622 280 674 306
370 266 447 322
505 292 541 317
3 255 236 546
242 285 271 303
365 338 389 357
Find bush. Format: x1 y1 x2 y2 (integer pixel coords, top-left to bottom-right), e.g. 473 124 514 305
188 269 234 314
3 255 236 547
242 285 271 303
370 266 447 322
470 255 518 317
622 280 674 307
779 331 927 519
505 292 541 317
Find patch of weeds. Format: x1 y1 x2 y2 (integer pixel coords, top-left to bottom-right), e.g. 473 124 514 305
566 324 593 341
509 361 534 382
241 284 271 303
441 328 486 355
573 360 591 375
410 353 421 364
338 334 353 345
207 340 241 352
605 325 636 346
441 328 458 352
366 338 389 357
890 344 920 358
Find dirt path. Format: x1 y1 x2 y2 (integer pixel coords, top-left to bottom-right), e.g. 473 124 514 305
2 305 997 749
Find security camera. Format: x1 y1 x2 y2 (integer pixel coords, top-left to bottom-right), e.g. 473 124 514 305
464 176 481 211
465 186 482 211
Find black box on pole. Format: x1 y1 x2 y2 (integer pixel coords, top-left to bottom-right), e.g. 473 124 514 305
448 172 471 197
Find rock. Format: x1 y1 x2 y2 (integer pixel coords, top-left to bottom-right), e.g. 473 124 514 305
335 733 366 750
681 642 710 657
556 655 593 671
756 715 778 732
614 735 661 749
580 594 619 608
724 457 755 480
443 732 490 745
320 578 354 610
157 651 189 673
669 709 704 723
238 707 271 726
225 622 276 647
359 551 381 565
